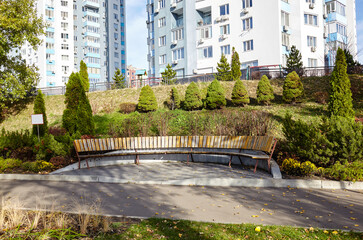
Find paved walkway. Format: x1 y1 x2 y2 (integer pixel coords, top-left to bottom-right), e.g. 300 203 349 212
1 162 362 231
53 162 273 181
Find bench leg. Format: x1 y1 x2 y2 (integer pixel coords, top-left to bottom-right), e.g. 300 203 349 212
86 159 90 169
254 160 259 173
238 156 243 165
135 155 140 165
229 156 233 167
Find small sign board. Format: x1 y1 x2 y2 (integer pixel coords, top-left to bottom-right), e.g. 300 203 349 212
31 114 44 125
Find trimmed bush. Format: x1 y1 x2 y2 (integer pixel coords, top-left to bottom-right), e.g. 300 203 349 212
328 48 355 118
283 71 304 103
0 158 22 173
34 134 67 161
32 90 48 137
216 54 232 81
256 75 274 105
231 79 250 106
205 79 226 110
119 103 137 114
324 161 363 181
137 85 157 112
161 64 177 85
167 87 181 110
183 82 203 111
284 45 304 76
300 161 317 176
281 158 301 176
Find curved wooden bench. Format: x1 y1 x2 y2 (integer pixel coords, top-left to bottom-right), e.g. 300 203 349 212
73 136 277 173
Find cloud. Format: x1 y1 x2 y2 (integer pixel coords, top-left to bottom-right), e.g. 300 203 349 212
356 19 363 63
126 2 148 69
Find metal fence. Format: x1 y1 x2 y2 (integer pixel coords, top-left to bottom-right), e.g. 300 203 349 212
38 65 363 96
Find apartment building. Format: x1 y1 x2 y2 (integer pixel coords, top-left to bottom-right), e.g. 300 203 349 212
146 0 357 78
22 0 126 88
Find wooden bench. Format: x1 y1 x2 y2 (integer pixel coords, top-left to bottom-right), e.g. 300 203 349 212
73 136 277 173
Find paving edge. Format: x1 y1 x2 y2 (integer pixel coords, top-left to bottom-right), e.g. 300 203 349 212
0 174 362 190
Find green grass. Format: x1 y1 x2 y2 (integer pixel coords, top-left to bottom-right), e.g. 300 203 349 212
95 218 362 240
1 76 362 135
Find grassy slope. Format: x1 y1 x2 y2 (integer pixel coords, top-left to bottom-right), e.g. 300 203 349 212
1 75 362 136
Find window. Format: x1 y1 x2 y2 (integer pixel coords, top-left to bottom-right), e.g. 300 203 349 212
198 46 213 59
46 31 54 38
61 22 68 29
336 23 346 36
85 57 101 64
61 55 69 61
62 76 69 83
221 45 230 55
304 14 318 26
327 0 347 16
242 0 252 8
61 1 68 7
306 0 315 3
87 15 99 23
220 4 229 16
88 68 100 74
113 4 118 10
281 11 289 26
61 33 69 39
62 66 69 72
199 26 212 39
220 24 230 35
114 33 118 39
159 35 166 46
61 44 69 50
159 54 166 64
114 13 118 20
282 33 290 46
46 43 54 49
172 48 184 60
114 52 119 58
308 58 317 67
243 40 254 51
307 36 317 47
158 0 165 9
172 29 184 41
114 42 119 49
45 9 54 19
159 17 166 27
242 17 253 30
61 11 68 18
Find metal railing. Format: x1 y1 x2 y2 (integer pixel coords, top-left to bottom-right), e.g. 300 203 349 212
38 65 363 96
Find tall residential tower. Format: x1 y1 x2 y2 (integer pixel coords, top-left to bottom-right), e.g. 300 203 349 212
22 0 127 88
146 0 357 78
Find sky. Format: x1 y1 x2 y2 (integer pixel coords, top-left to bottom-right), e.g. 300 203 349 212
126 1 363 69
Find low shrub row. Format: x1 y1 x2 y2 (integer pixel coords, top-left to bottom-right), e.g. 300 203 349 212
108 109 274 138
0 157 54 173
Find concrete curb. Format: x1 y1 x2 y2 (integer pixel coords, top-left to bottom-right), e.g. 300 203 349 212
1 174 362 190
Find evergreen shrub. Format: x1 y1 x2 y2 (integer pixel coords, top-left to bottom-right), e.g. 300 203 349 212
137 85 157 112
167 87 181 110
32 90 48 137
119 103 137 114
231 79 249 106
283 71 304 103
216 54 232 81
256 75 274 105
204 80 226 110
183 82 203 111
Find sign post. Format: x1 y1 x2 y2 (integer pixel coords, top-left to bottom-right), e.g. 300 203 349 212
31 114 44 142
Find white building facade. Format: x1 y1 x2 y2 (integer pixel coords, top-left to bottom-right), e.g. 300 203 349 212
22 0 127 88
146 0 357 78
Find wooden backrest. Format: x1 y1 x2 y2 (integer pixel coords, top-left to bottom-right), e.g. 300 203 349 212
74 136 276 154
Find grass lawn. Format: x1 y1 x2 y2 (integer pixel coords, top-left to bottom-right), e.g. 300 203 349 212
95 218 362 240
0 75 362 137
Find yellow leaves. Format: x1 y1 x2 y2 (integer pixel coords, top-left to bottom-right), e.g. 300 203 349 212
251 215 259 218
332 230 338 235
255 226 261 232
350 217 357 220
178 233 182 238
264 203 268 206
155 212 159 215
296 199 300 202
354 224 359 227
323 230 329 234
309 227 314 232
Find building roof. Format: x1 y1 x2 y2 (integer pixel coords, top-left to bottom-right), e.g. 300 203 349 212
135 69 147 76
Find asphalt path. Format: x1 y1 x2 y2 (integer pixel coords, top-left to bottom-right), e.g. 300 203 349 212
0 180 362 231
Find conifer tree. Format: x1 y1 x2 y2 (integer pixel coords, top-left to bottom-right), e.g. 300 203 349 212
256 75 274 105
62 72 94 135
216 54 232 81
231 47 241 81
137 85 157 112
231 79 250 106
183 82 203 111
205 79 226 109
76 88 95 135
169 87 181 110
161 64 177 85
113 68 126 89
79 60 90 92
328 48 355 118
283 71 304 104
32 90 48 137
62 73 83 134
284 46 304 76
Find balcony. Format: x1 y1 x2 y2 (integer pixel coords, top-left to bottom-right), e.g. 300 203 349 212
83 0 99 8
172 18 183 29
